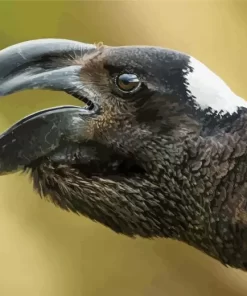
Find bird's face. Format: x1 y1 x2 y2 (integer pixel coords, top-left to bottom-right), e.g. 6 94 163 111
0 39 247 250
0 40 203 176
65 44 201 156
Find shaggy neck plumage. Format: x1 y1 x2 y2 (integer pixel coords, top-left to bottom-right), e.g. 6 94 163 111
194 106 247 137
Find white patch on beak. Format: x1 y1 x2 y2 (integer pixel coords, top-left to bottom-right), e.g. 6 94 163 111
184 56 247 114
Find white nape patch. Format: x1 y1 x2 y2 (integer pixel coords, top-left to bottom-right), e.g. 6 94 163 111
184 56 247 114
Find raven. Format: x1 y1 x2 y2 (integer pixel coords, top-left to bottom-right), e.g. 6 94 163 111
0 39 247 271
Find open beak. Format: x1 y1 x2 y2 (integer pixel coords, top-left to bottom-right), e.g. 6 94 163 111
0 38 97 174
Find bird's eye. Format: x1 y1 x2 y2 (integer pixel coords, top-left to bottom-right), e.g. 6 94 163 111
116 73 141 93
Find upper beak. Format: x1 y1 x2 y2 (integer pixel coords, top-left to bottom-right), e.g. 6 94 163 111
0 38 96 96
0 38 97 174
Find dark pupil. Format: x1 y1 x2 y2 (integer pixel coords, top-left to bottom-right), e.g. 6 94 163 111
121 77 131 85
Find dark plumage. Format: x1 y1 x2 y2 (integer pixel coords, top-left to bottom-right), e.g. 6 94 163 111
0 39 247 270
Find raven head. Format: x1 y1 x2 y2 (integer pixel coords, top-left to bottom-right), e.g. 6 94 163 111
0 39 247 270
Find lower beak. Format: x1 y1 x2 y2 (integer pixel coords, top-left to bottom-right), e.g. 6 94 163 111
0 38 97 174
0 106 92 174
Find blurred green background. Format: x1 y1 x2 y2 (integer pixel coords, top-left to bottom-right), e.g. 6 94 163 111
0 1 247 296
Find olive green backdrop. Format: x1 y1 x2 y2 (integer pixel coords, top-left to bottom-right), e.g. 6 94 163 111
0 1 247 295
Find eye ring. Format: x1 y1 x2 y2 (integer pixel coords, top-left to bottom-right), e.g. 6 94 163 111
115 73 141 93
